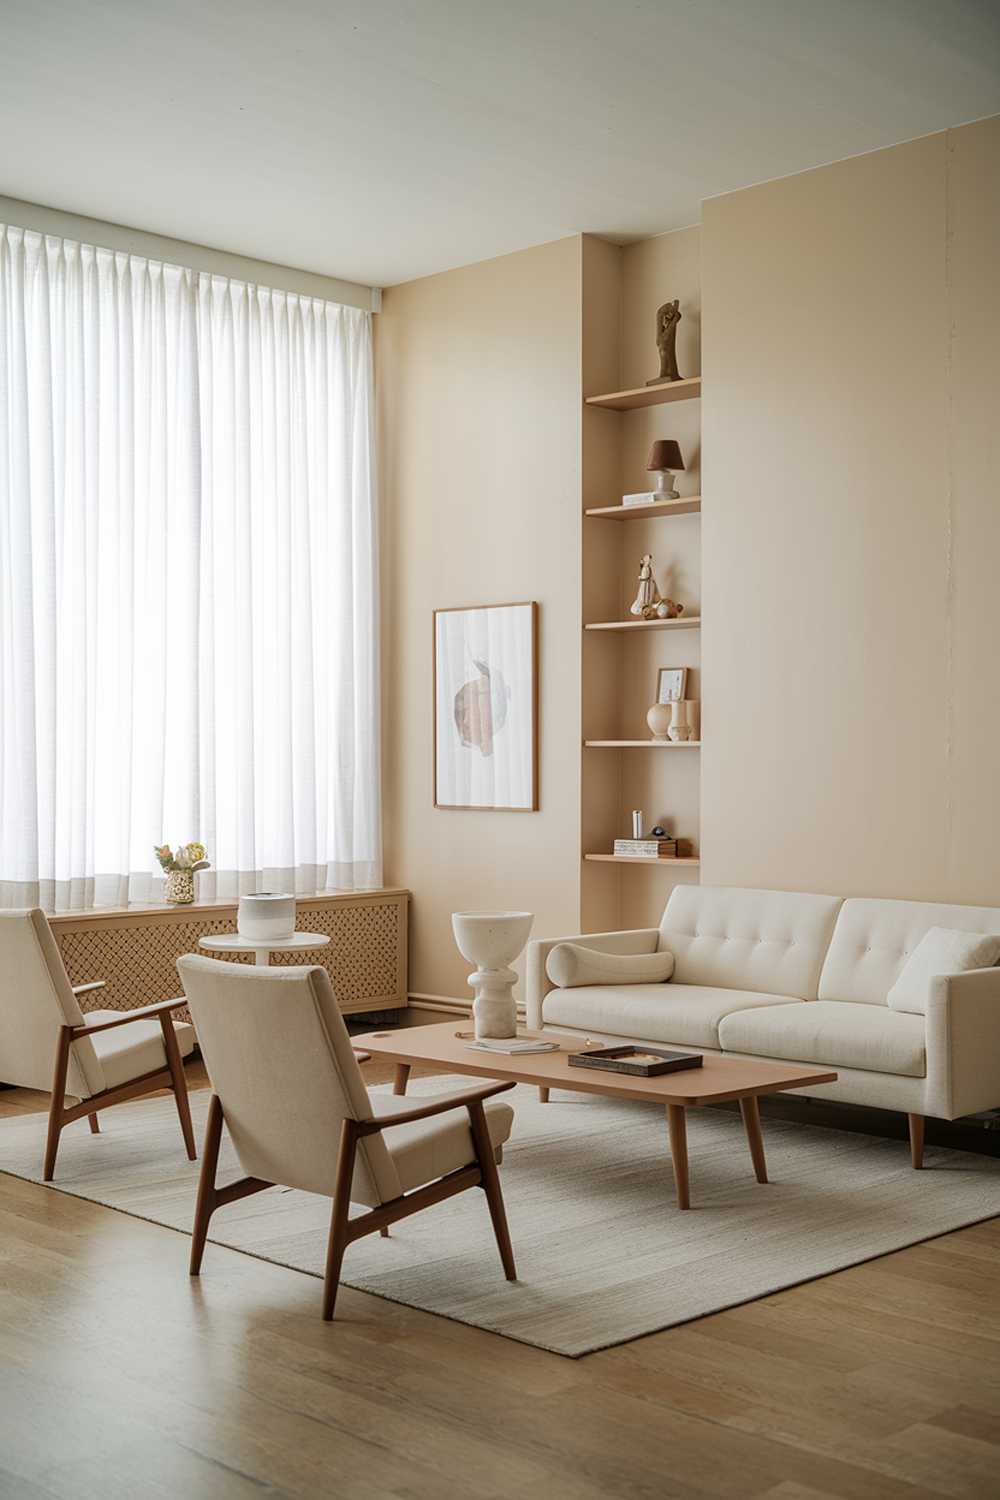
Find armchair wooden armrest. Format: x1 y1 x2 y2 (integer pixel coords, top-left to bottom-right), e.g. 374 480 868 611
72 980 106 997
356 1080 516 1136
68 996 190 1038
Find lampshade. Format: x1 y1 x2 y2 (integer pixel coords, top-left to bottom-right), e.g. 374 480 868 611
646 439 684 473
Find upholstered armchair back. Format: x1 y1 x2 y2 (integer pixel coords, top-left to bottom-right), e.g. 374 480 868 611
177 956 402 1203
0 909 104 1097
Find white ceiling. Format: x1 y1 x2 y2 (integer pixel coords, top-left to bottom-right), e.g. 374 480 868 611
2 0 998 288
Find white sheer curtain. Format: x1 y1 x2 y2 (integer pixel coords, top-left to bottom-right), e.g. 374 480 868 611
0 224 380 910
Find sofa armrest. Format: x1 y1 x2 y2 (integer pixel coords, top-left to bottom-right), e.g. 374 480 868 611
525 928 660 1029
925 967 1000 1119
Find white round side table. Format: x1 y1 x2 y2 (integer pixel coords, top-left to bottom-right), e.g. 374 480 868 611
198 932 331 967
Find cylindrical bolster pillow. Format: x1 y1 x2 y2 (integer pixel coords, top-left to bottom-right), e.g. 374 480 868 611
545 942 674 989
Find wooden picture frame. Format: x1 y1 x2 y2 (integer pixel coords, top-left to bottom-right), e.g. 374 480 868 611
657 666 688 704
433 602 538 811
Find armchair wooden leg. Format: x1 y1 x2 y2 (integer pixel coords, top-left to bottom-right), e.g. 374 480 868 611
323 1121 359 1321
908 1112 925 1170
159 1013 197 1161
467 1100 516 1281
43 1030 73 1181
88 1114 100 1134
190 1095 224 1275
538 1087 550 1104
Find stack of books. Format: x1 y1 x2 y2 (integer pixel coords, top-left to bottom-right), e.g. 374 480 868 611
613 837 694 859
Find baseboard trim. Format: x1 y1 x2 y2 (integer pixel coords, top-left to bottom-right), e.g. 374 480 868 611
407 993 528 1023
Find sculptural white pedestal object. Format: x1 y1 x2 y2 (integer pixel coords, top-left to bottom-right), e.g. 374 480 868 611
452 911 534 1040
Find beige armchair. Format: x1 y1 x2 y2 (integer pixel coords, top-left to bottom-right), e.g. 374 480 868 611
177 955 517 1320
0 908 197 1179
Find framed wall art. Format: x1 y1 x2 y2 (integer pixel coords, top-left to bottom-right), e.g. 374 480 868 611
433 601 538 811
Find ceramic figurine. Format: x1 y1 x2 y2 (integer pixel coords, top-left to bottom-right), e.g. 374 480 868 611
630 554 663 618
655 597 685 620
647 298 682 384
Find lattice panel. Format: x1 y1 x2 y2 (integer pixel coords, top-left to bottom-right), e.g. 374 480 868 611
52 893 408 1019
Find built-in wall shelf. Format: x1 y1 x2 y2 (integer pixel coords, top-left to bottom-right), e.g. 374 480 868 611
584 615 701 634
585 376 702 411
586 496 702 520
584 854 701 867
584 739 701 749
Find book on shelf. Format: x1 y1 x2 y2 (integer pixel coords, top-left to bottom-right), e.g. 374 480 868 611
621 491 658 508
613 838 694 859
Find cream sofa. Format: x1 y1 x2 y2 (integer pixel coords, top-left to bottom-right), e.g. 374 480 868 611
527 885 1000 1163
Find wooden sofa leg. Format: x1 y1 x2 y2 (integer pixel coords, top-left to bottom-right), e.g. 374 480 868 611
908 1113 925 1170
538 1087 550 1104
88 1114 100 1133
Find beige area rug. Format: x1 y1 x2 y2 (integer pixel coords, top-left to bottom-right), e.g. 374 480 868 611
3 1081 1000 1357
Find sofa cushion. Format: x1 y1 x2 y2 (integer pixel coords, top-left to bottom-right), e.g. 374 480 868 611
718 1001 926 1078
543 983 802 1050
657 885 842 1000
887 927 1000 1015
818 898 1000 1007
546 942 674 989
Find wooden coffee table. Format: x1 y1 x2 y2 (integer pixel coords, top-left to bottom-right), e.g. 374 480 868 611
358 1023 837 1210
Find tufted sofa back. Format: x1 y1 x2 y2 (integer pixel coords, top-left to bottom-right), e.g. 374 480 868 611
817 897 1000 1005
658 886 843 1000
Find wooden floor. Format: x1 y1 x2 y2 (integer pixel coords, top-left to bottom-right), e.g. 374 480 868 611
2 1059 1000 1499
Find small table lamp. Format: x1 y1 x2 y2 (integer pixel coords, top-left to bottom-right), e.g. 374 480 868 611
647 439 684 500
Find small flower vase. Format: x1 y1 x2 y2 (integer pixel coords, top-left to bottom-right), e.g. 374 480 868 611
165 869 196 905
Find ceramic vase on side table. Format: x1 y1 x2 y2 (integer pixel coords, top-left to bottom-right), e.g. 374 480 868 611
452 911 534 1039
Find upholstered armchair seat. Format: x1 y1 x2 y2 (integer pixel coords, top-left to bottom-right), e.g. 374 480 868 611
82 1009 196 1090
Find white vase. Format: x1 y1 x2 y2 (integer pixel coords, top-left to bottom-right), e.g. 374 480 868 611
238 893 296 941
452 911 534 1039
667 701 690 742
646 702 672 741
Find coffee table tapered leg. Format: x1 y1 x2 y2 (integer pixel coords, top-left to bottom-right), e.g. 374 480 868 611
666 1104 690 1210
740 1095 768 1183
393 1064 411 1096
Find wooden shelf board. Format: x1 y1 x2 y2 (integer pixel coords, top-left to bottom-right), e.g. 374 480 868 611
585 376 702 411
586 496 701 520
585 854 701 866
584 615 701 633
584 740 701 748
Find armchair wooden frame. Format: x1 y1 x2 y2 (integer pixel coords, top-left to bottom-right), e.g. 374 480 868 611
45 987 196 1181
190 1079 518 1320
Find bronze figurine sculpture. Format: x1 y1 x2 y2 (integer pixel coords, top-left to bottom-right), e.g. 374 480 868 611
648 298 682 384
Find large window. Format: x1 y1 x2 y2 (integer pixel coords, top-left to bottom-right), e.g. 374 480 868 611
0 224 380 909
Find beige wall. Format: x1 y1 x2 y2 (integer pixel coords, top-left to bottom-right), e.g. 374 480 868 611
377 237 584 1003
700 116 1000 903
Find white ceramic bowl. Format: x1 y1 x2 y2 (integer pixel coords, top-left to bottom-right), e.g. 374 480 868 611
451 911 534 970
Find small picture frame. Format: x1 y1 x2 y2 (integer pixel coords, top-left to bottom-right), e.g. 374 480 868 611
657 667 688 704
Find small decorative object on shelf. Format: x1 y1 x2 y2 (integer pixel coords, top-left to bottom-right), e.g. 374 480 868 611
668 701 691 742
657 667 688 704
452 910 534 1040
155 842 210 905
237 893 296 941
647 298 682 384
646 702 672 740
630 553 660 619
615 837 678 858
646 439 684 500
655 597 685 620
631 809 644 838
621 490 658 508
